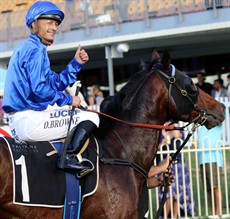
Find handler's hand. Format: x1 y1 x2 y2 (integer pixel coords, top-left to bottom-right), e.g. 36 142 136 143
72 96 81 107
158 156 173 173
157 171 175 188
74 45 89 64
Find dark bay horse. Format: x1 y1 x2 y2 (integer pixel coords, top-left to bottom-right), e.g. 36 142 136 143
0 51 225 219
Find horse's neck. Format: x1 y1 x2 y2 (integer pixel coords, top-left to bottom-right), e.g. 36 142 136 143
101 123 161 173
120 82 167 170
124 126 161 170
100 73 168 172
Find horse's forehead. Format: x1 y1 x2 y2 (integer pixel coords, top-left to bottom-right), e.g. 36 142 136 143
176 69 190 82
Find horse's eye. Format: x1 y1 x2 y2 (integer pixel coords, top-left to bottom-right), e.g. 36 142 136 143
184 78 198 94
190 81 197 92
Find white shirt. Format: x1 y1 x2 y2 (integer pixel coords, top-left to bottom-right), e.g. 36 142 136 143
227 84 230 99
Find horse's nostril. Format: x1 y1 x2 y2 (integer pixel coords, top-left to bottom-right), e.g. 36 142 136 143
221 104 226 111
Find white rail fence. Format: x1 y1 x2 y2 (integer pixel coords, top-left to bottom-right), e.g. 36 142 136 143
148 144 230 219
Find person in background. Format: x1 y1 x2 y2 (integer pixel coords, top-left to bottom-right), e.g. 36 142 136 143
91 85 104 106
196 72 214 95
197 124 223 216
226 74 230 99
2 1 99 174
87 95 97 110
200 77 226 216
157 122 196 218
211 78 228 100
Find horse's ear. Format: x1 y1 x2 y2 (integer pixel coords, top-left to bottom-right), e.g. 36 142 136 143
148 49 161 71
161 49 171 70
151 49 161 63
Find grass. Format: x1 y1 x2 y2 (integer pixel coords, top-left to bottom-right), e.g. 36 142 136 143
148 148 230 219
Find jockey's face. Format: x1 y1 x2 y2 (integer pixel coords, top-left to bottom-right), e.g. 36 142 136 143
31 19 58 44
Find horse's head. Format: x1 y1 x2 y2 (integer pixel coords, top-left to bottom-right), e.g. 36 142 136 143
97 50 225 181
152 50 225 128
101 50 225 131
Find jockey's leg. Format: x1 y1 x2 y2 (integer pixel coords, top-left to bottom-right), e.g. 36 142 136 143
61 120 97 174
8 109 99 141
9 108 99 175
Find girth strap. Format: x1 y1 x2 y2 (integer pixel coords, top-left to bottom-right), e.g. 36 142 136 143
100 157 148 179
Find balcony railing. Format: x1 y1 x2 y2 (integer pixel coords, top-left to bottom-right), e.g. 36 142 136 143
0 0 229 45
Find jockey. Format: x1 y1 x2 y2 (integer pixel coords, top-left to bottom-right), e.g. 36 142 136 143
2 1 99 174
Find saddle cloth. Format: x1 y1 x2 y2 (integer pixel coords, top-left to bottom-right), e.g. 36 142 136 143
79 136 100 200
2 136 66 207
2 135 99 218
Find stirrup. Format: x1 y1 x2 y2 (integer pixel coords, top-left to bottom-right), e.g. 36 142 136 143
77 158 94 178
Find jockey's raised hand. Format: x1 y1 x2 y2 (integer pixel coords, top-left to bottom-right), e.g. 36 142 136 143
74 45 89 65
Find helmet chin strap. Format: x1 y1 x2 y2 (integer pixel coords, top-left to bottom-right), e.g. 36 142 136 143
36 34 53 46
39 36 53 46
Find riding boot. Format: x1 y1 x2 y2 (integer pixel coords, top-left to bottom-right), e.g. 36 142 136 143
61 121 96 175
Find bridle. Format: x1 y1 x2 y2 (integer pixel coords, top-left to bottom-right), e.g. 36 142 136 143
153 63 206 123
82 63 208 169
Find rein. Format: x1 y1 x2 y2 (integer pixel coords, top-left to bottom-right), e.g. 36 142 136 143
151 64 208 218
78 107 171 179
81 107 175 130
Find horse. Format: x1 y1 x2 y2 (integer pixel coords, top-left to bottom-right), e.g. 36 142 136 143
0 51 225 219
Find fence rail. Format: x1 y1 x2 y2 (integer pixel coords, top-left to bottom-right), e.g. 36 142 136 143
148 143 230 219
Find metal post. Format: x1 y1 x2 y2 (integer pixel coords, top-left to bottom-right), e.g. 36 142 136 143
177 0 184 23
105 45 115 96
213 0 218 17
112 1 120 32
2 10 13 48
84 0 90 35
144 0 151 27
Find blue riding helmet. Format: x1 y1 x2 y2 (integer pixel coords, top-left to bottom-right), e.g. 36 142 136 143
26 1 65 27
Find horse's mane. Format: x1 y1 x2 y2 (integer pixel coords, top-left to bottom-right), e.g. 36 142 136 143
97 70 149 134
99 68 154 133
98 52 162 132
